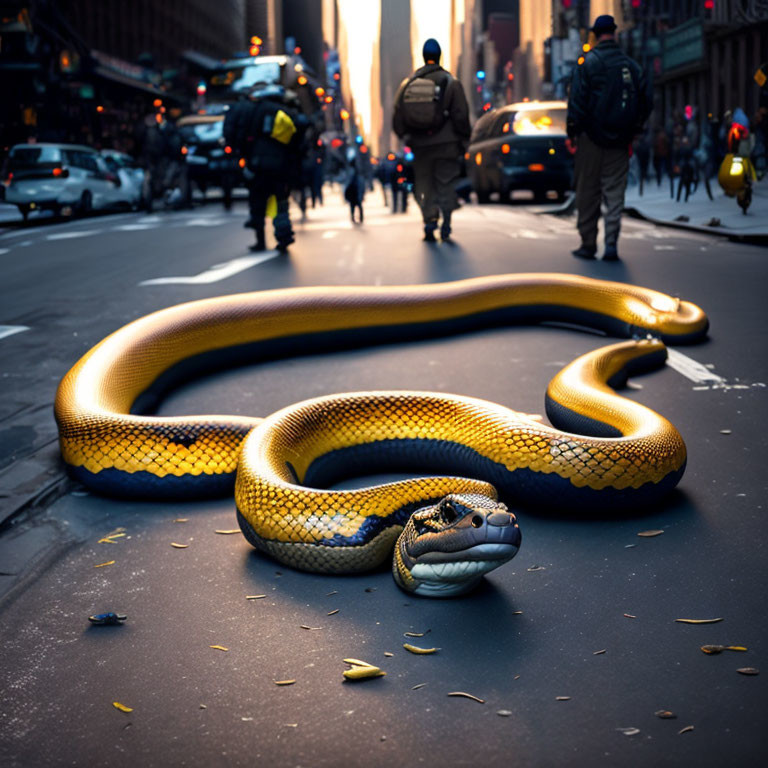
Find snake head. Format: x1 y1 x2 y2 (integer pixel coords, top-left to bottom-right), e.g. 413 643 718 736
393 493 521 598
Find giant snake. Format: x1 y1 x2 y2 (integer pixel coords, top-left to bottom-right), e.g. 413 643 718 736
54 274 708 596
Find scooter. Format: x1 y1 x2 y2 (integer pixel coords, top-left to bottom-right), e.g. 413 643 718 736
718 117 757 214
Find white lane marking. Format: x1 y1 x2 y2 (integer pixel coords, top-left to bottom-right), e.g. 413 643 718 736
137 215 162 224
139 252 279 285
322 231 338 239
0 248 9 255
0 325 30 341
666 349 726 385
116 223 155 231
654 245 676 250
181 217 229 227
46 230 103 241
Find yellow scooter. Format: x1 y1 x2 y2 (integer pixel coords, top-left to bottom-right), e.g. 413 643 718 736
718 118 757 214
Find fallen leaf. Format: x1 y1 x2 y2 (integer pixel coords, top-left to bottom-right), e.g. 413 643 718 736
403 643 440 654
411 683 427 690
556 696 571 701
327 609 340 616
637 530 664 537
593 649 607 655
343 665 385 681
274 680 296 686
678 725 695 734
527 565 546 571
384 652 394 657
174 518 189 523
497 710 513 717
404 631 430 637
655 710 677 719
246 595 266 600
736 667 759 675
701 645 747 654
448 692 485 704
112 701 133 713
300 625 322 631
170 542 188 549
719 429 732 435
209 645 229 652
215 529 240 535
93 561 115 568
624 613 637 619
617 727 640 736
675 618 723 625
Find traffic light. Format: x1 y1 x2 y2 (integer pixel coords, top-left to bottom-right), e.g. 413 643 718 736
476 70 486 80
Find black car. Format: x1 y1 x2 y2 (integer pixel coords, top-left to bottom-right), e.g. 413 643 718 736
467 100 573 203
177 104 242 208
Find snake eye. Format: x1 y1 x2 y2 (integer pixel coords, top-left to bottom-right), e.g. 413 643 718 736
440 499 458 524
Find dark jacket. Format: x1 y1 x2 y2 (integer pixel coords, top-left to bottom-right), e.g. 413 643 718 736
392 63 471 150
567 40 651 148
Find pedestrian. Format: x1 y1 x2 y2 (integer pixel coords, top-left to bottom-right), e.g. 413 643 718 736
652 125 670 187
344 148 365 224
393 38 471 242
567 15 651 261
224 84 305 253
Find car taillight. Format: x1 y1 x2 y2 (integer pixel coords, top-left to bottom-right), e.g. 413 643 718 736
52 167 69 178
181 145 188 155
528 163 545 172
224 145 232 154
501 144 510 154
475 152 482 166
238 158 246 168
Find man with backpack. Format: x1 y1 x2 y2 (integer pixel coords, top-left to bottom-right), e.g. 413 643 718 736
567 15 651 261
224 84 305 253
393 38 471 242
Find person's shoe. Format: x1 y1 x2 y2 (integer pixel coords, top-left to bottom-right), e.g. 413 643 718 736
249 240 266 252
571 245 597 260
602 245 620 261
423 227 437 242
440 224 452 242
243 218 254 229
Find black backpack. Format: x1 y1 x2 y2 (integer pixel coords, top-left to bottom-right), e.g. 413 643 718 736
400 71 451 133
589 50 640 146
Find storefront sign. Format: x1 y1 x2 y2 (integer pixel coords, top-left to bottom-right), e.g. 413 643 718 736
662 20 703 72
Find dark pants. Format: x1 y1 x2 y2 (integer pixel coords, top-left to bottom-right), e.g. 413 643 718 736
247 173 293 249
574 134 629 250
412 143 461 229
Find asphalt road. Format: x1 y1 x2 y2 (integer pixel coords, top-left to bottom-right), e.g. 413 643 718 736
0 190 766 768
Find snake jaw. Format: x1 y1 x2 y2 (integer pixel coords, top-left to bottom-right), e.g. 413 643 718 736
393 493 521 597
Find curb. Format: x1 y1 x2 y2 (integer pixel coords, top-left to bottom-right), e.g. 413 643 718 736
623 206 768 244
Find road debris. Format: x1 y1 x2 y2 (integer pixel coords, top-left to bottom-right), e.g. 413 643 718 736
246 595 266 600
497 710 513 717
327 609 340 616
556 696 571 701
93 561 115 568
404 630 430 637
593 649 607 655
678 725 695 734
209 645 229 652
300 625 322 631
736 667 759 675
676 618 723 625
700 645 747 654
342 658 386 681
403 643 440 654
617 727 640 736
170 542 189 548
88 612 127 626
411 683 427 690
623 613 637 619
637 530 664 537
215 529 240 535
655 710 677 719
112 702 133 713
274 680 296 686
448 692 485 704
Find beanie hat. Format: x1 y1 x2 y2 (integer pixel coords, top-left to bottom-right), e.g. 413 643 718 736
422 38 441 63
591 15 617 35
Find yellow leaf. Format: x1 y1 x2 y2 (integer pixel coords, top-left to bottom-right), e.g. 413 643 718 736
209 645 229 652
112 701 133 713
94 560 115 568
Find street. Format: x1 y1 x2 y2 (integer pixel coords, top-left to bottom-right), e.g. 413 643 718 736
1 192 767 767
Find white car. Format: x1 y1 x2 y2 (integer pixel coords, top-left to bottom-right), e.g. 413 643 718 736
101 149 146 209
1 143 139 220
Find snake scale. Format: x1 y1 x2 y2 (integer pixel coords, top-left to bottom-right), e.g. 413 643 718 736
54 273 708 596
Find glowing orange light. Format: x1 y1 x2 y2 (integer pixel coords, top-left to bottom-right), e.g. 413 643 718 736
315 87 325 97
464 152 470 160
577 56 585 65
96 105 104 113
224 145 232 154
155 114 163 123
396 164 403 172
475 152 482 165
333 72 340 80
397 176 405 184
387 153 396 161
181 145 188 155
249 45 261 56
482 102 492 111
294 46 302 55
501 144 510 154
238 157 246 168
324 95 333 103
153 99 162 108
583 43 591 52
340 108 350 120
360 145 368 153
297 75 308 85
502 122 510 133
528 163 545 172
52 167 63 176
250 35 262 45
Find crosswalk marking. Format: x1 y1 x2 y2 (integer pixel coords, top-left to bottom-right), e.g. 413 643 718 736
139 252 279 285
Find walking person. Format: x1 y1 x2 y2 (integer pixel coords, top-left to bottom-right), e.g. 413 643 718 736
344 147 365 224
393 38 471 242
224 85 305 253
567 15 651 261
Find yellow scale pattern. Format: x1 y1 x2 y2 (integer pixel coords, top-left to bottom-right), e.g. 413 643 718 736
53 274 708 571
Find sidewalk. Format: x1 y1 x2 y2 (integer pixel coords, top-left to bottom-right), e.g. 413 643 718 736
624 175 768 242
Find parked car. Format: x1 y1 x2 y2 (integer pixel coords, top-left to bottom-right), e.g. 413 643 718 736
177 105 241 208
100 149 145 209
467 100 574 203
1 143 136 219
